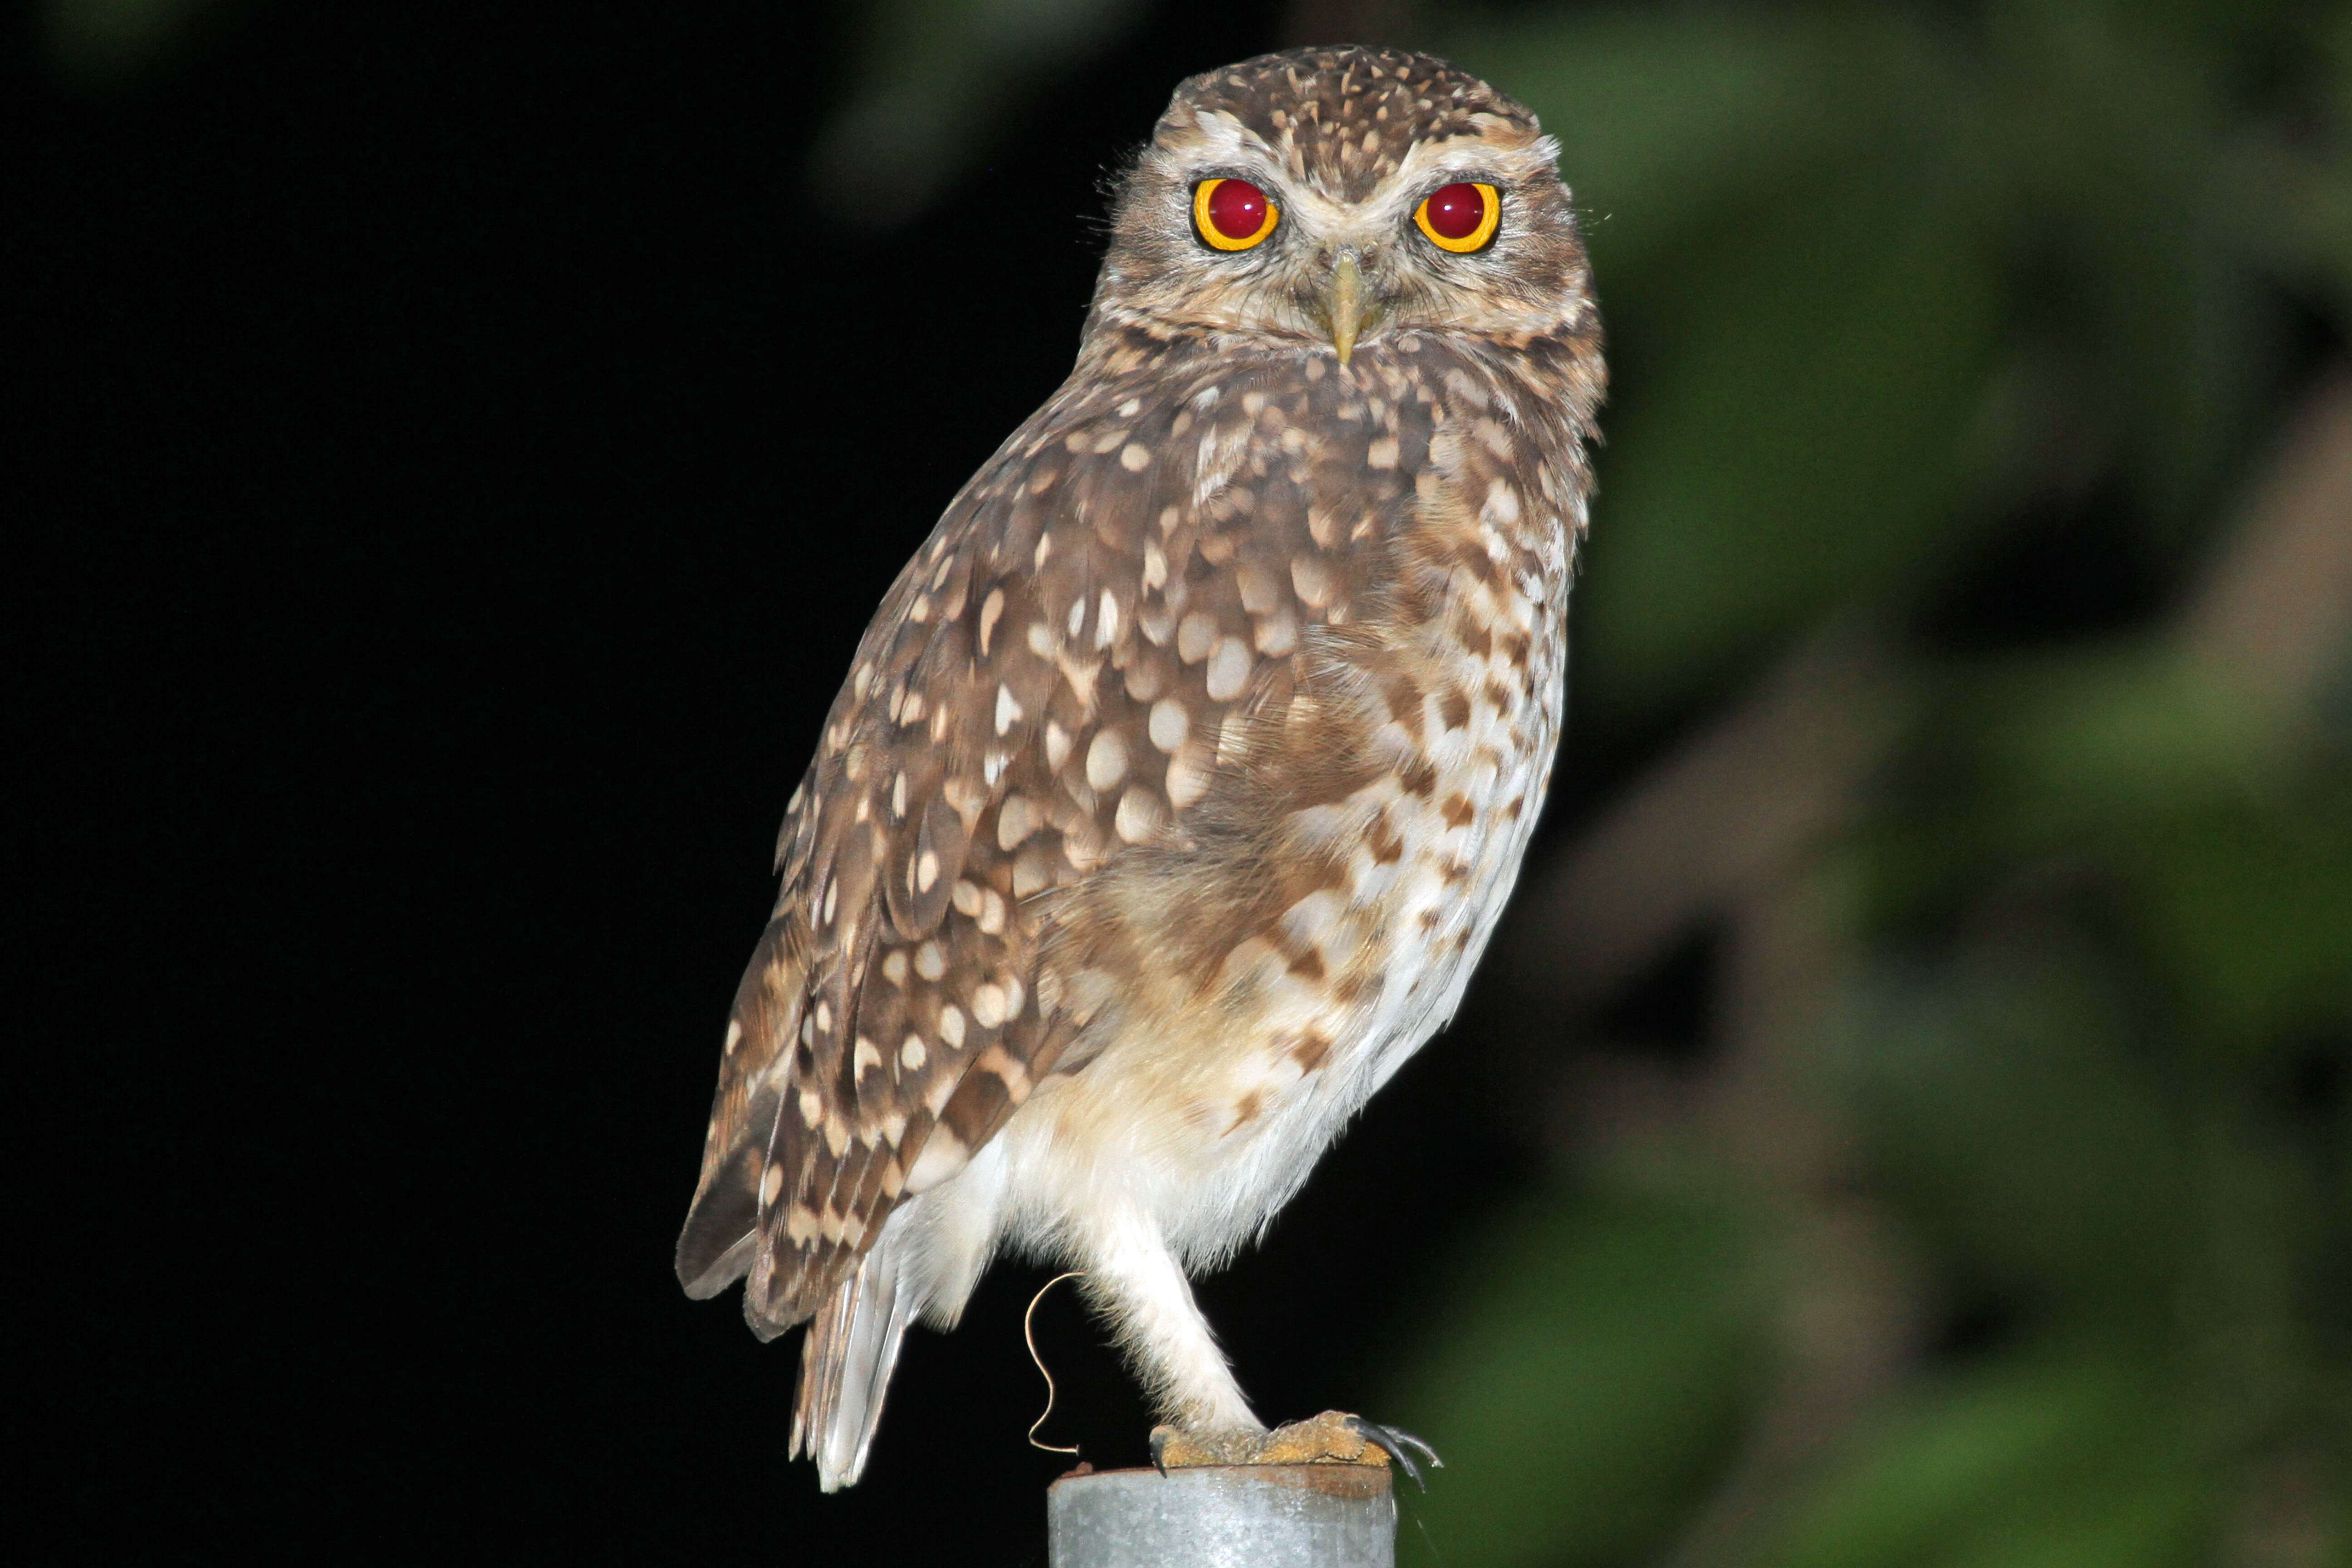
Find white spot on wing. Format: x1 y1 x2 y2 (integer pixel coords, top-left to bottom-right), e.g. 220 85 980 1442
1206 637 1253 701
1116 787 1163 843
1086 729 1129 790
997 794 1040 849
904 1127 968 1194
1149 698 1190 752
1177 612 1217 663
979 588 1005 655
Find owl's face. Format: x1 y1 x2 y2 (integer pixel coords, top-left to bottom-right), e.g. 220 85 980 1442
1090 49 1591 363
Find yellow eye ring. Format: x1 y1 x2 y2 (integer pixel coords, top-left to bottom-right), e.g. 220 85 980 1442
1194 178 1279 251
1413 181 1501 253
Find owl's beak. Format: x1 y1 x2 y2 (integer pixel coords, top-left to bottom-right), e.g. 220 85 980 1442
1324 252 1366 368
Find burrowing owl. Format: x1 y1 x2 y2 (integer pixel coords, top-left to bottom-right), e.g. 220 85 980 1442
677 45 1602 1490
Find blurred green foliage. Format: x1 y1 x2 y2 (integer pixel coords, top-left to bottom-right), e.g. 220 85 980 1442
1769 1354 2212 1568
1480 1 2350 713
1383 4 2352 1563
1396 1186 1774 1563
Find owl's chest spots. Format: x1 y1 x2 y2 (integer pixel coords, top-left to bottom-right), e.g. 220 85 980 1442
1005 559 1563 1257
987 368 1580 1243
1127 479 1568 1148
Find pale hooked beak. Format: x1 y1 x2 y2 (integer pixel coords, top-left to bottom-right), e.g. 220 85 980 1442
1325 252 1365 368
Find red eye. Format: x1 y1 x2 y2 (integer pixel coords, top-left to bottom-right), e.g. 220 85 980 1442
1205 179 1266 238
1195 178 1278 250
1415 181 1499 252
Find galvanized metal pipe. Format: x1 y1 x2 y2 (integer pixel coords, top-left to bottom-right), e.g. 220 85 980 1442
1047 1464 1396 1568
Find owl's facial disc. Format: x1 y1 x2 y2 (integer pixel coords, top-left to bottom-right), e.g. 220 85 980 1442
1120 150 1569 351
1271 177 1508 363
1088 55 1593 357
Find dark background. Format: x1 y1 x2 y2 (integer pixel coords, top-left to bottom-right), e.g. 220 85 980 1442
14 2 1526 1558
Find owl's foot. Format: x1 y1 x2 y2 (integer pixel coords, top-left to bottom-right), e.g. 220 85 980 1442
1149 1412 1441 1490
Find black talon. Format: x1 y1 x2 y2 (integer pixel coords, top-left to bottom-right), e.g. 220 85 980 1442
1148 1427 1171 1477
1344 1416 1442 1491
1392 1427 1443 1469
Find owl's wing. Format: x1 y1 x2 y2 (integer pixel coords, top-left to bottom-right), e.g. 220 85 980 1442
674 339 1436 1334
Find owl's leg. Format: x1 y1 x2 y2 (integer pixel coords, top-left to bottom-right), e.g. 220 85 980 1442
1077 1205 1262 1439
1074 1205 1440 1484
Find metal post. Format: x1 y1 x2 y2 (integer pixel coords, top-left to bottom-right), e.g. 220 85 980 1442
1047 1465 1396 1568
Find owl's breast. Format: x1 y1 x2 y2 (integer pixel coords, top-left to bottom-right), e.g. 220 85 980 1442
996 345 1583 1256
1303 400 1577 1100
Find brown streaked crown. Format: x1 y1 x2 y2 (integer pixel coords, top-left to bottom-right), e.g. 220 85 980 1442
1166 46 1542 201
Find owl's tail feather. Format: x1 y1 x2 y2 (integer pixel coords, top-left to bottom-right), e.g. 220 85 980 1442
791 1211 918 1491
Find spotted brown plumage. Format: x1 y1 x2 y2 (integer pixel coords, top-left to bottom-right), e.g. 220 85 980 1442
677 44 1604 1490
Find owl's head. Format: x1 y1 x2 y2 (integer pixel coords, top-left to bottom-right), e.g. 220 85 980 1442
1088 47 1591 364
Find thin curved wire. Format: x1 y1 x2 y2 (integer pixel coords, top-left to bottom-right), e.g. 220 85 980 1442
1024 1271 1088 1457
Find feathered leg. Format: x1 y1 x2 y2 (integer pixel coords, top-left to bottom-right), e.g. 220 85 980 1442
1077 1205 1437 1482
1078 1205 1262 1437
